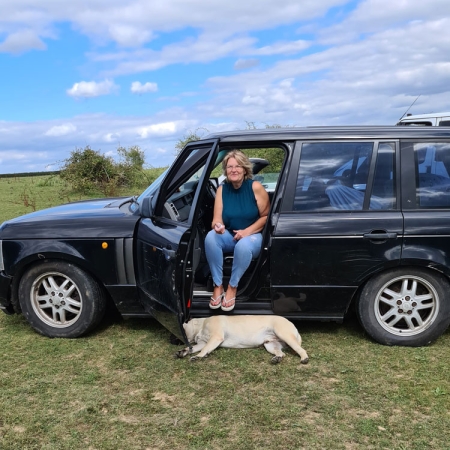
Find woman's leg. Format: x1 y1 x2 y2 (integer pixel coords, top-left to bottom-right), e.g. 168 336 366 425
222 233 263 310
229 233 263 288
204 229 235 288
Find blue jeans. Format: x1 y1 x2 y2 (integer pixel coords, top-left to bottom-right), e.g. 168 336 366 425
205 229 263 288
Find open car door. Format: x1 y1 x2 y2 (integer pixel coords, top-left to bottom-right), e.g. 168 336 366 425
135 140 219 342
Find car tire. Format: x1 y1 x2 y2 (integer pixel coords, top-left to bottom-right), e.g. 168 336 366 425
18 261 106 338
357 268 450 346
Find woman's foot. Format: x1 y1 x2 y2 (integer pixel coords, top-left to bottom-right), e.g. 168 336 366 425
221 286 237 311
209 285 224 309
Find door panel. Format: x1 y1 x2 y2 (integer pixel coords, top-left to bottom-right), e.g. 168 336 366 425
271 212 403 317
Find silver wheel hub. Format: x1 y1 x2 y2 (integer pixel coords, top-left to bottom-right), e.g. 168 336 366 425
396 295 417 314
374 275 439 337
30 271 83 328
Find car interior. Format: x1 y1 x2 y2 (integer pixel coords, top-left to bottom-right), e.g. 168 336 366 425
161 146 285 296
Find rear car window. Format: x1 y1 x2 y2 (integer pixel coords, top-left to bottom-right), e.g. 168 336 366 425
414 142 450 208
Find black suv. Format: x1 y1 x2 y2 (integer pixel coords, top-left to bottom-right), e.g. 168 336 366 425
2 126 450 347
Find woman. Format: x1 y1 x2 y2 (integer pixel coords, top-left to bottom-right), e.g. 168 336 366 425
205 150 270 311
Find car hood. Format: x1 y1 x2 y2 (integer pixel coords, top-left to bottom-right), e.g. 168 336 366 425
0 197 140 239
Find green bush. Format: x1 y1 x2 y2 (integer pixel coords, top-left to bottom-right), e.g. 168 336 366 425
60 145 148 196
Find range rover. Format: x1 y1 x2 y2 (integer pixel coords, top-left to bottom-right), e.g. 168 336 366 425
2 126 450 347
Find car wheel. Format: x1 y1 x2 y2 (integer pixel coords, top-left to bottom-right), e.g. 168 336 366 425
357 268 450 346
18 261 106 338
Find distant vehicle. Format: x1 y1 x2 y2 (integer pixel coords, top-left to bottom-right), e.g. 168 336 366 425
397 112 450 126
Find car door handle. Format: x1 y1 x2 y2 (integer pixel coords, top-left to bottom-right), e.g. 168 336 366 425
363 232 397 240
162 247 177 260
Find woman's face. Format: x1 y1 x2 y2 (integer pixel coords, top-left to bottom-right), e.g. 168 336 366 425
226 157 245 185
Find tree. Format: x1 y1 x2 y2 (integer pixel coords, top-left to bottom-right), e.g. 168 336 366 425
175 128 209 154
117 145 145 169
60 145 147 195
244 122 287 172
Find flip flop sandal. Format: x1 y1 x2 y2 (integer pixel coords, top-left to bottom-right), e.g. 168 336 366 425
221 296 235 312
209 292 223 309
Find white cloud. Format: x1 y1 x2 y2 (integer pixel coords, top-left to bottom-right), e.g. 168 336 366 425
0 0 345 54
104 133 120 142
254 40 310 56
100 35 258 76
234 58 259 70
66 79 118 98
45 123 77 137
319 0 450 44
107 24 153 47
138 122 177 138
0 114 199 174
0 29 46 54
131 81 158 94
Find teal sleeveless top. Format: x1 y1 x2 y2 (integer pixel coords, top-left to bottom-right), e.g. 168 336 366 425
222 179 259 233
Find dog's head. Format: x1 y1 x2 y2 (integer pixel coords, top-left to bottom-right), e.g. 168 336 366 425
183 318 205 342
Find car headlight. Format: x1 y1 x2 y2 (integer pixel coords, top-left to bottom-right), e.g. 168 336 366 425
0 240 3 271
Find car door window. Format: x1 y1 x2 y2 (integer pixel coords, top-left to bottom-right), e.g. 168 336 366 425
293 141 397 212
413 142 450 208
293 142 374 211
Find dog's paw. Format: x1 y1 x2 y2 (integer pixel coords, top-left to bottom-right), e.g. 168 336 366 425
189 355 201 362
175 349 189 359
300 357 309 365
271 356 283 364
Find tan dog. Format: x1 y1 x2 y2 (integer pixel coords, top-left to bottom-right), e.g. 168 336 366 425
176 315 309 364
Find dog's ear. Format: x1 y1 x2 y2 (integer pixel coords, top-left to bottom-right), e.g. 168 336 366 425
191 318 203 334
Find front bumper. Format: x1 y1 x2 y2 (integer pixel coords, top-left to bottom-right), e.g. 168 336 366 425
0 271 13 314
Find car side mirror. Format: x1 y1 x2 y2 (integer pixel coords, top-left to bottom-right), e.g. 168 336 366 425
141 196 153 218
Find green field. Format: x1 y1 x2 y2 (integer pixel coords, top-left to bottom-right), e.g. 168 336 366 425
1 175 450 449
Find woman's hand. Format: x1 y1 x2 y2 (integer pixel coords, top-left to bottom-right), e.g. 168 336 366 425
233 229 250 240
214 222 225 234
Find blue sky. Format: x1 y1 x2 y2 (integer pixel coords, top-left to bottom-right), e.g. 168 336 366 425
1 0 450 174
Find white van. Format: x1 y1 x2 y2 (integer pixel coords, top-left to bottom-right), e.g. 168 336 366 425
397 112 450 126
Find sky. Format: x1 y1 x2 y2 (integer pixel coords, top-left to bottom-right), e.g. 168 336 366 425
1 0 450 174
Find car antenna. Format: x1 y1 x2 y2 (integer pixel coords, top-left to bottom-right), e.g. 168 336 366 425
398 94 421 120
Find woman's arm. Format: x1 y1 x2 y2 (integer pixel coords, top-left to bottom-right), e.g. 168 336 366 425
233 181 270 239
211 185 225 233
253 181 270 218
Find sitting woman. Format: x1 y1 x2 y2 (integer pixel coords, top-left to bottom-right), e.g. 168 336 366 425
205 150 270 311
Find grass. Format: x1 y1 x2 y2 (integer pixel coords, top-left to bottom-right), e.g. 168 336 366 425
1 175 450 449
0 171 164 223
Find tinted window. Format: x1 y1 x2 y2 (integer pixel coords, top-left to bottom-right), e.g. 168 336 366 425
370 143 396 210
414 142 450 208
294 142 373 211
398 121 433 126
439 120 450 126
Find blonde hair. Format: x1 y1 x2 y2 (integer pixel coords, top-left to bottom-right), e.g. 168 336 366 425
222 150 253 181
